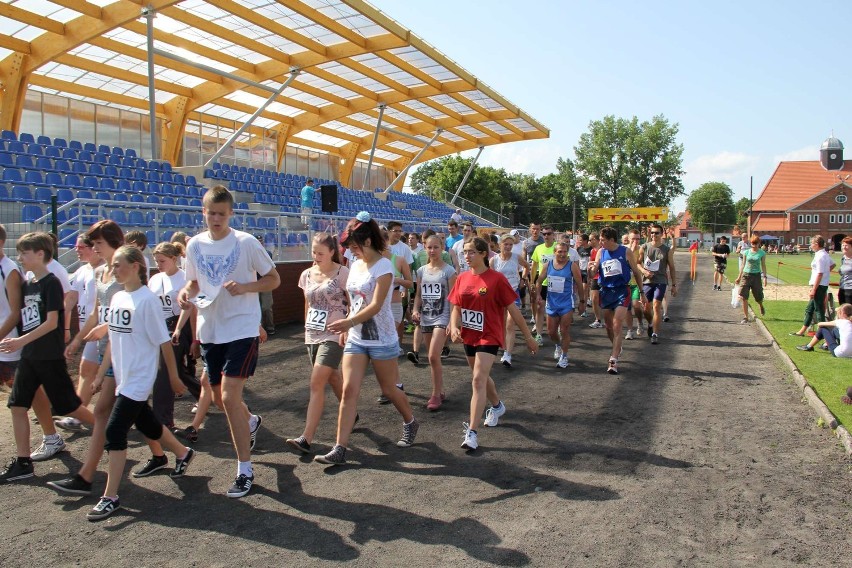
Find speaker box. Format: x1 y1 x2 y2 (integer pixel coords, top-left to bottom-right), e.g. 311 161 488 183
320 184 338 213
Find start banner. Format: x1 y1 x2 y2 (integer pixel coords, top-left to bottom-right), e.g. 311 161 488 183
587 207 669 222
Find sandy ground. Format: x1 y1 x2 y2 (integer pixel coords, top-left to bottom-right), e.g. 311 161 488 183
1 252 850 567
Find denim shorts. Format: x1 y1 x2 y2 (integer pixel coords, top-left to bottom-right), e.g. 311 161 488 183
343 341 399 360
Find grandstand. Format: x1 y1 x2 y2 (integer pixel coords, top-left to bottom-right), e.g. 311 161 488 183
0 0 548 271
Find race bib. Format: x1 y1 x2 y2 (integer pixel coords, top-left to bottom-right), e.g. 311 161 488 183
77 304 87 321
159 293 175 318
541 254 554 267
98 305 110 324
461 308 484 332
579 256 590 270
21 302 41 332
601 258 623 277
305 308 328 331
421 282 442 300
548 275 566 294
644 257 660 272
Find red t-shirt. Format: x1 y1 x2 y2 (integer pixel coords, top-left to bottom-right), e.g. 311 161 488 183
448 268 518 348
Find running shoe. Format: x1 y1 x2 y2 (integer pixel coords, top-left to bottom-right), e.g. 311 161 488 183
286 436 312 454
226 474 254 498
625 328 636 340
47 474 92 495
314 444 347 465
759 304 766 316
406 351 420 365
501 352 513 368
30 437 66 462
377 384 404 404
740 318 749 324
441 346 450 359
0 457 33 482
529 315 535 325
663 315 670 322
589 320 604 329
647 325 653 338
54 417 84 431
191 404 198 414
249 414 262 451
405 323 415 334
651 333 659 345
483 401 506 427
557 354 569 369
396 418 419 447
426 393 445 411
579 311 589 318
132 454 169 478
553 345 563 360
535 334 544 346
87 497 120 522
176 426 198 443
607 358 619 375
796 345 814 352
461 427 478 450
170 448 195 478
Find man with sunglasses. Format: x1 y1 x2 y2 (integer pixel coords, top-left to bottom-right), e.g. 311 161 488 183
530 226 558 346
637 224 677 344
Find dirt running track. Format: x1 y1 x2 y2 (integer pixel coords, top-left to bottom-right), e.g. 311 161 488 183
1 252 849 567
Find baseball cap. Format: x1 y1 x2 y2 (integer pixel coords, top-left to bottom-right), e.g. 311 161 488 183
509 229 519 236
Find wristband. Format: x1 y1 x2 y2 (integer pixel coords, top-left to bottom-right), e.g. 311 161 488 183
192 340 200 345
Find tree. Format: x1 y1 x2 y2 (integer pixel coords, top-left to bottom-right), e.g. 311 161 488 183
734 197 751 231
686 182 737 239
573 115 685 209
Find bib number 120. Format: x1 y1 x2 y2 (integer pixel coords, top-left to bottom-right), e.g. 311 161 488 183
461 309 484 332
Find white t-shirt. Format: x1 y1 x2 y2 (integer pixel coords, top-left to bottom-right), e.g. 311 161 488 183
185 229 275 344
453 239 469 272
148 269 187 320
0 255 22 362
346 257 396 347
568 248 581 264
810 249 832 286
390 240 414 266
834 319 852 358
511 242 524 258
27 258 70 294
108 287 170 401
70 263 99 327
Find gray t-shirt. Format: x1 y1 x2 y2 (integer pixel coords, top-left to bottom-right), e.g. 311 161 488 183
523 236 544 262
416 263 456 327
640 243 671 285
840 256 852 290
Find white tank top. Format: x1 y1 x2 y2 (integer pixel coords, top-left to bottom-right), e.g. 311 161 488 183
491 253 520 289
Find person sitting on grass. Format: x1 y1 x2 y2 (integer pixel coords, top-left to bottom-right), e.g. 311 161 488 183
795 303 852 359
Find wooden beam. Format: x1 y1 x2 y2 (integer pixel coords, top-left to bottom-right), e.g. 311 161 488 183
28 73 166 115
162 95 189 165
275 123 291 171
0 35 31 55
278 0 366 48
53 53 194 97
49 0 103 20
338 142 362 187
0 53 28 132
0 4 65 36
215 0 328 56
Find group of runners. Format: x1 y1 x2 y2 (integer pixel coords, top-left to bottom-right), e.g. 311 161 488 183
0 187 679 522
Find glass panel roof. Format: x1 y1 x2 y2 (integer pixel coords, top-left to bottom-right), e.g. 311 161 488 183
0 0 547 166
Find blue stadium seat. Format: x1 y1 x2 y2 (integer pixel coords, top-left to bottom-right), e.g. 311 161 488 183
104 165 118 177
33 187 53 203
0 151 13 168
1 130 16 141
128 211 147 226
82 176 99 190
148 171 161 182
176 197 189 207
88 163 104 176
109 210 127 224
192 213 203 226
19 133 34 144
71 161 87 174
148 182 161 194
111 146 124 157
15 154 34 169
62 174 81 188
3 169 22 184
145 230 156 243
108 155 121 166
178 212 193 227
26 144 44 156
58 228 77 247
83 142 96 153
161 183 174 195
0 185 9 200
146 195 160 204
95 191 111 201
62 148 77 160
131 180 146 193
78 150 93 162
53 138 67 148
189 198 201 207
21 204 42 222
76 190 93 200
162 212 178 227
69 140 82 151
125 148 137 159
7 141 24 154
12 185 33 202
112 193 128 203
173 185 188 197
36 156 54 171
24 170 46 188
116 179 131 193
161 196 175 205
130 194 144 203
100 178 115 191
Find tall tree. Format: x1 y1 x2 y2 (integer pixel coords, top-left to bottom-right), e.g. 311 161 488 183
686 182 737 236
573 115 685 209
734 197 751 231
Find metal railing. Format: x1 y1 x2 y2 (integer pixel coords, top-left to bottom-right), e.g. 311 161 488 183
416 186 509 227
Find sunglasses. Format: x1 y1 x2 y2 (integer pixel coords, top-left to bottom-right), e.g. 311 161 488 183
542 232 553 236
649 231 661 235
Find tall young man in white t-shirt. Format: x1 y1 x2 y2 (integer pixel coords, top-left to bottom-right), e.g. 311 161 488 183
0 224 22 390
178 186 280 498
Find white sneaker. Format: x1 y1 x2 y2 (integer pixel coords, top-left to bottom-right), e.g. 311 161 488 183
636 324 645 335
31 437 66 462
461 426 478 450
589 320 604 329
553 345 563 360
529 315 535 325
483 402 506 427
501 352 512 368
625 328 636 340
557 354 569 368
535 334 544 346
54 416 84 431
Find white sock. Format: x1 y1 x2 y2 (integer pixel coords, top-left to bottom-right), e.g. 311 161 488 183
238 461 253 477
248 414 258 430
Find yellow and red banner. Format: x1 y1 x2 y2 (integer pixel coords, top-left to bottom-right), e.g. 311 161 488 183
587 207 669 222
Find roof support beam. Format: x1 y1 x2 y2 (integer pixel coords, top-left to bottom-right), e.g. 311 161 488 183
204 68 301 167
145 6 159 159
339 142 362 188
275 123 291 171
362 103 386 191
152 47 279 94
384 128 442 193
0 53 28 132
451 146 484 204
162 96 189 165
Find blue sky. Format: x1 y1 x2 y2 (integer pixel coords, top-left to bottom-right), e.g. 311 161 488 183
370 0 852 213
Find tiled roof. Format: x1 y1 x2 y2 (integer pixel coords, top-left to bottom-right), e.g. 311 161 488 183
752 160 848 212
752 214 788 232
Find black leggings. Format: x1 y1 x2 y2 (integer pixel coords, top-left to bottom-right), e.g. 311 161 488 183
152 321 201 427
105 394 163 451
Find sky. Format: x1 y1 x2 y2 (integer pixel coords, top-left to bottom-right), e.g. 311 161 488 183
369 0 852 214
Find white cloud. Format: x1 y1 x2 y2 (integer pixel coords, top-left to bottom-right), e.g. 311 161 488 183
683 151 761 190
473 139 566 177
772 145 816 163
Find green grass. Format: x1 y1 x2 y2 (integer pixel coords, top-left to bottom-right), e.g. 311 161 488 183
731 252 844 286
758 300 852 428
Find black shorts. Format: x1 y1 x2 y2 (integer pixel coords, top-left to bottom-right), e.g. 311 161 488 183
580 270 588 284
8 358 81 416
201 337 259 385
463 344 500 357
539 285 548 300
420 324 447 334
590 279 600 291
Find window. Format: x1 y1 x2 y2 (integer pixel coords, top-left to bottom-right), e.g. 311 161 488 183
830 214 836 223
837 194 848 204
806 214 812 223
798 236 805 244
813 214 819 224
847 214 852 224
798 214 804 223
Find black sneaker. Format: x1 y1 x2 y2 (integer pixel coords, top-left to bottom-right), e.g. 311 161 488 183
663 315 670 322
132 455 169 478
441 346 450 359
87 497 120 522
249 414 262 451
226 474 254 498
286 436 312 454
396 417 419 447
47 473 92 495
796 344 814 352
647 325 653 338
170 448 195 478
314 444 346 466
176 426 198 443
0 457 34 483
377 384 404 404
406 351 420 365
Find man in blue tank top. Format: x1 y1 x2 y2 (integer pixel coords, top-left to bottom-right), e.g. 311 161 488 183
589 226 649 375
